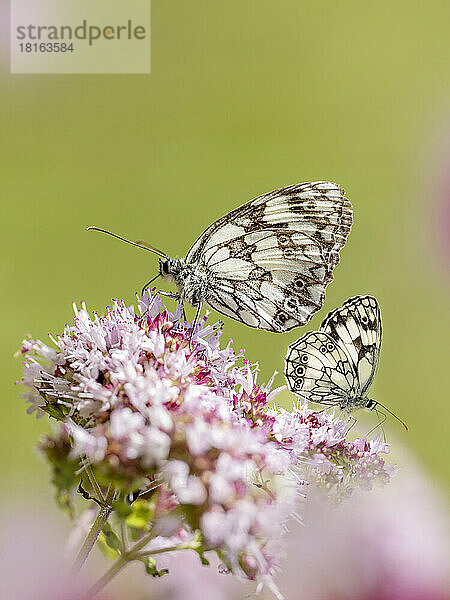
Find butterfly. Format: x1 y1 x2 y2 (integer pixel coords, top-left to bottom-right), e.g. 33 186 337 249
88 181 352 332
284 295 407 428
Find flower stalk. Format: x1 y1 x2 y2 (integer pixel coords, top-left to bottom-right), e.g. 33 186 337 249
88 531 203 598
87 553 128 598
83 458 107 504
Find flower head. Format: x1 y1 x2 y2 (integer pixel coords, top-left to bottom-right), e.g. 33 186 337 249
19 292 396 596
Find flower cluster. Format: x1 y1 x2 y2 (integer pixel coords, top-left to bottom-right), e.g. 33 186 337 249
234 393 395 499
19 292 396 597
232 370 395 499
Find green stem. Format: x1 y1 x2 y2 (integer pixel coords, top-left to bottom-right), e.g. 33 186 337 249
82 458 106 503
126 528 156 555
86 554 128 597
119 518 128 553
134 544 184 558
87 529 156 598
71 485 116 578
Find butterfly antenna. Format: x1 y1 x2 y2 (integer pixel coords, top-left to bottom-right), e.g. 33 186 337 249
87 226 167 259
372 401 408 431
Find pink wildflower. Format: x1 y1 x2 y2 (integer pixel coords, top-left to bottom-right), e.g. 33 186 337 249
18 292 397 597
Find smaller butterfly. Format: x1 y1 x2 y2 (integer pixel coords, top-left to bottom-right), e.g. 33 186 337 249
284 295 407 429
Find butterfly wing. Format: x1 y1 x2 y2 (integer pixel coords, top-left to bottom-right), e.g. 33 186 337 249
186 181 353 332
320 295 381 396
284 331 357 405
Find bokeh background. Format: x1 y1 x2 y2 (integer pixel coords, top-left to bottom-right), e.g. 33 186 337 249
1 1 449 592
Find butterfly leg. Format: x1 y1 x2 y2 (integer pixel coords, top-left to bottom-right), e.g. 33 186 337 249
158 290 183 302
138 293 158 322
365 410 387 441
139 280 181 322
189 303 202 350
337 408 348 422
345 415 357 436
157 290 186 317
141 273 161 297
139 285 156 321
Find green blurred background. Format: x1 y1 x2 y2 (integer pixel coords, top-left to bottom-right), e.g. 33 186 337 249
2 0 450 506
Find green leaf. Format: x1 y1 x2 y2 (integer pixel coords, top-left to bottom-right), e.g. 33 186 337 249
55 488 74 519
43 403 68 421
191 530 209 565
41 435 79 517
127 526 142 541
139 556 169 578
97 531 120 560
101 522 122 551
197 553 210 566
112 498 133 518
125 500 153 530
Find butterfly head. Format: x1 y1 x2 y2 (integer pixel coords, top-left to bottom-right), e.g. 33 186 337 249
159 258 172 278
159 258 209 307
159 257 184 281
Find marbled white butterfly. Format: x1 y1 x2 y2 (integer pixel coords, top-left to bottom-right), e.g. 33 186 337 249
89 181 352 332
285 295 407 427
